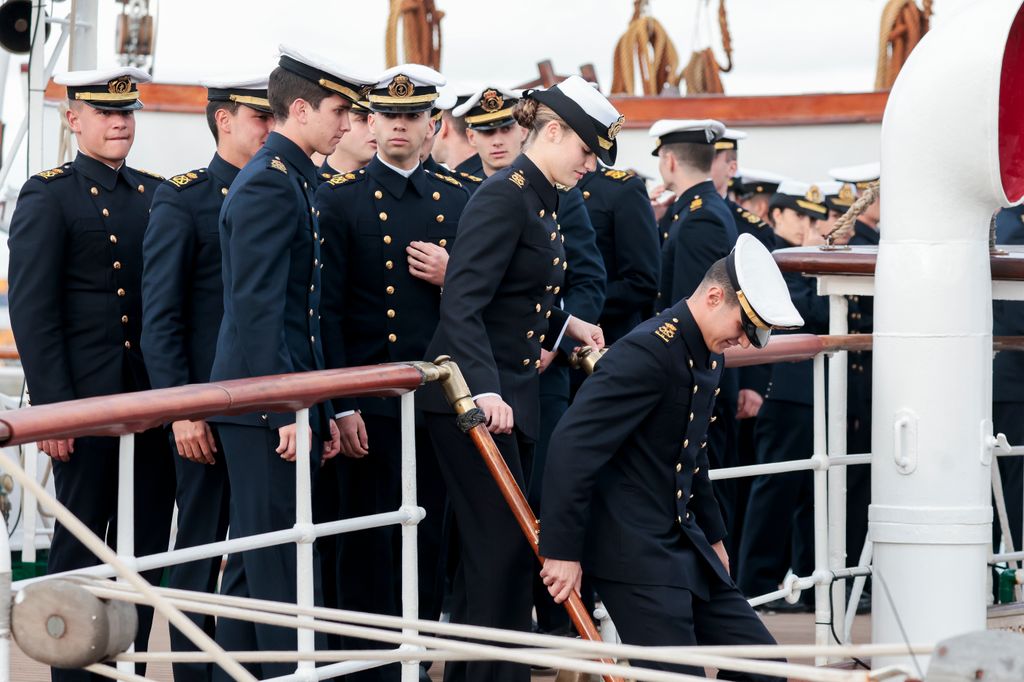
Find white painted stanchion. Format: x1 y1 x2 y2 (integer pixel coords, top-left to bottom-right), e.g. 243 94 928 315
293 408 315 676
116 433 135 676
0 503 11 682
811 354 830 665
398 392 420 682
826 293 849 656
21 442 38 564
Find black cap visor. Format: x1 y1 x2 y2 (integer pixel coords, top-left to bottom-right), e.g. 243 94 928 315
528 87 617 166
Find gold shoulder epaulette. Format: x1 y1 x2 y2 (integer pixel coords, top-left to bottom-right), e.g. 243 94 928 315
508 170 527 189
652 319 678 344
326 171 361 187
135 168 165 180
736 205 768 228
34 165 72 182
457 171 483 183
168 169 208 191
689 196 703 212
434 172 463 187
602 168 634 182
269 157 288 174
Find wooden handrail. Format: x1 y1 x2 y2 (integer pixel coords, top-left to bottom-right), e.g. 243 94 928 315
773 245 1024 281
0 363 431 447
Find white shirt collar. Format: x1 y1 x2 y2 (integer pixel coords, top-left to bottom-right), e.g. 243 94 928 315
377 154 419 178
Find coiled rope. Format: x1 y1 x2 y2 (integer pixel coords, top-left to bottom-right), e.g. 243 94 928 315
874 0 933 90
385 0 444 69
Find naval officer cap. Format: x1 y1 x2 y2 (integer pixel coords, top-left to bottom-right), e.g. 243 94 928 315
277 44 374 104
453 85 520 130
55 67 151 111
769 180 829 220
716 127 747 152
201 75 272 114
726 233 804 348
828 161 880 191
818 180 857 213
523 75 623 166
369 64 446 114
734 168 788 197
431 84 458 123
648 119 726 156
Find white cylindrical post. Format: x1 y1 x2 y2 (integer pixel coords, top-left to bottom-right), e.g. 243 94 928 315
67 0 98 70
21 442 38 564
27 0 48 175
811 354 830 664
399 392 420 682
826 293 849 654
871 0 1024 669
116 433 135 676
0 500 10 682
294 408 314 674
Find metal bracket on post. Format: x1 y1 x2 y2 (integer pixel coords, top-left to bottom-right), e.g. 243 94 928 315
892 409 918 474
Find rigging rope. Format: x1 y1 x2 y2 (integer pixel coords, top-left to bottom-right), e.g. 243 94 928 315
874 0 933 90
385 0 444 69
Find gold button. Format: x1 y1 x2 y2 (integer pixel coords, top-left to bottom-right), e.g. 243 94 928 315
534 360 541 368
701 441 706 449
683 439 689 448
673 214 679 221
562 262 567 271
309 308 314 317
545 285 553 292
689 412 694 421
436 214 445 223
316 210 320 217
383 235 392 245
90 186 99 196
117 288 125 297
314 258 319 266
539 334 545 342
121 315 128 324
694 467 701 474
303 181 308 189
539 209 545 218
663 232 668 240
113 261 121 270
310 336 315 343
385 260 394 269
686 512 691 520
715 388 721 396
221 188 228 196
432 191 440 200
311 207 315 214
690 493 695 499
439 239 447 247
676 463 682 473
688 359 694 368
387 309 396 318
552 212 557 220
678 515 682 524
522 359 530 366
712 360 718 369
526 331 534 339
386 286 395 295
374 190 383 199
693 385 698 394
545 310 552 319
553 257 560 266
550 231 557 240
534 304 541 313
388 333 397 343
583 191 590 199
137 184 145 193
102 208 110 217
314 232 319 239
379 212 388 221
310 284 315 292
124 340 131 349
677 490 682 499
553 286 560 294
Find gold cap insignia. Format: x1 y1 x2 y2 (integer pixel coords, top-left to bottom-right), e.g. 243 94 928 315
607 115 624 141
838 183 856 203
388 75 413 99
806 185 823 203
108 76 132 95
481 89 504 113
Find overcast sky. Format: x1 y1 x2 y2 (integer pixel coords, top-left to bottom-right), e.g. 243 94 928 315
8 0 979 96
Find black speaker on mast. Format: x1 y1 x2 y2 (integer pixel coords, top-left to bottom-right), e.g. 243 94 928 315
0 0 50 55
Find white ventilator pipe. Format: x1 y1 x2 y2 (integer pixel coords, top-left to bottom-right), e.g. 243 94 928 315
871 0 1024 670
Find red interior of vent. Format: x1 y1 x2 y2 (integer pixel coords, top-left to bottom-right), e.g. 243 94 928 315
1001 5 1024 202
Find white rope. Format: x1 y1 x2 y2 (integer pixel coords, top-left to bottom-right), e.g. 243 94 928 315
0 451 257 682
83 581 917 682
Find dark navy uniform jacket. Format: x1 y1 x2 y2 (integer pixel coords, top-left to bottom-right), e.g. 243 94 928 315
578 168 660 342
420 154 570 440
728 197 775 250
764 236 830 406
995 205 1024 403
658 180 737 311
141 154 238 389
555 187 605 355
539 300 729 598
8 153 164 404
455 154 484 178
209 132 334 434
316 156 469 417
